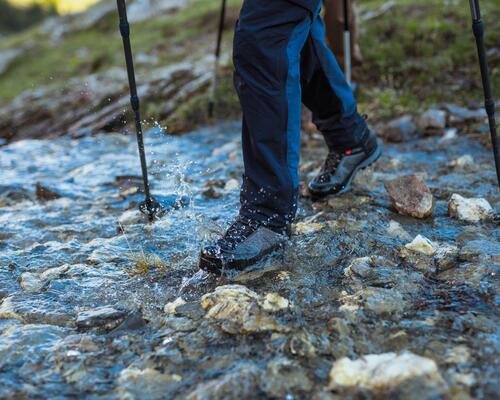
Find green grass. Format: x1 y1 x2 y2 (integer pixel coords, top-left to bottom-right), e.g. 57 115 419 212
0 0 498 127
356 0 500 118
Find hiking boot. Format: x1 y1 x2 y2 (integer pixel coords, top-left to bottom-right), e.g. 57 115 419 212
199 216 291 273
309 127 381 198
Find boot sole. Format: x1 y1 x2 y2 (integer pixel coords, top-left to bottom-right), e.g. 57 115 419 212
310 144 382 200
199 241 286 274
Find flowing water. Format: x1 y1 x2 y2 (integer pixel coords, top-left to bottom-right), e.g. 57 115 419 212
0 122 498 399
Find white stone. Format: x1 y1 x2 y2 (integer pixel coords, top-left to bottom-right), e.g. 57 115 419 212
450 155 474 169
164 297 186 314
224 179 240 191
328 352 443 391
387 220 412 241
417 109 446 130
201 285 288 334
405 235 437 256
448 194 493 223
293 222 325 235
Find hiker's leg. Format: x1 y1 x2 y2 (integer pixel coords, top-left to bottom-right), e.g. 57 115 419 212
301 8 366 150
234 0 314 227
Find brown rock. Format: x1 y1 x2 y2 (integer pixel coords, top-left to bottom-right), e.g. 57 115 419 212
35 182 62 201
384 174 434 218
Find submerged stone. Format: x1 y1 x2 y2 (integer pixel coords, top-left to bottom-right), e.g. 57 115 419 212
76 306 127 330
200 285 288 334
384 174 434 218
185 364 261 400
35 182 62 201
117 367 182 400
448 194 493 223
328 352 444 392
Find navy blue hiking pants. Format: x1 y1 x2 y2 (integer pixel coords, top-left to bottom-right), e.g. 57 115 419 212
234 0 367 227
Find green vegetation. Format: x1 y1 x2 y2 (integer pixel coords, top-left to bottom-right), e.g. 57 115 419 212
0 0 498 128
131 252 168 276
357 0 500 118
0 0 56 33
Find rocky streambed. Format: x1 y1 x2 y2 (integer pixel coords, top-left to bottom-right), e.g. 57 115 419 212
0 120 499 399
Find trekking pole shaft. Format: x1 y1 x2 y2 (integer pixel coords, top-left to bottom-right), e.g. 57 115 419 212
343 0 351 84
116 0 155 212
209 0 227 117
469 0 500 188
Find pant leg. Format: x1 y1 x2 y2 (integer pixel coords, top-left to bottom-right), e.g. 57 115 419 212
301 10 367 150
234 0 314 227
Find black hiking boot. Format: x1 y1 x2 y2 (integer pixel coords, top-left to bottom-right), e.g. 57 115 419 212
309 127 381 199
199 216 291 273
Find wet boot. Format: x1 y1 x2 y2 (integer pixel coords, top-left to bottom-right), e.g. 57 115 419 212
199 216 291 273
309 127 381 199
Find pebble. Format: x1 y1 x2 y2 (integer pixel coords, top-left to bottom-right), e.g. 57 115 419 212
385 174 434 218
386 220 412 241
200 285 288 334
380 115 417 142
76 306 127 330
404 235 437 256
416 109 447 131
328 352 444 392
448 194 493 223
164 297 186 314
35 182 62 201
117 367 181 400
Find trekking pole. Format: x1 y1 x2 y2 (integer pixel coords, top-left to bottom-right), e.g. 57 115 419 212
116 0 161 220
208 0 227 118
343 0 352 85
469 0 500 188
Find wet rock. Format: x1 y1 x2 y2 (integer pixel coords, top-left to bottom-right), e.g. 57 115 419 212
434 244 459 271
448 194 493 223
20 265 69 293
118 209 144 226
293 221 326 235
261 357 313 398
76 306 127 330
446 104 486 124
386 220 412 241
185 364 261 400
439 127 458 143
340 287 406 315
0 294 76 326
224 178 240 191
404 235 437 256
328 352 444 392
117 367 182 400
384 174 434 218
35 182 62 201
0 184 32 205
0 324 69 369
416 109 446 132
344 256 397 282
200 285 289 334
449 154 475 170
459 239 500 264
379 115 417 142
401 236 437 274
164 297 186 314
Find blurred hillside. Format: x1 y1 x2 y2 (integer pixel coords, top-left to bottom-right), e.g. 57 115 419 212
9 0 100 14
0 0 499 141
